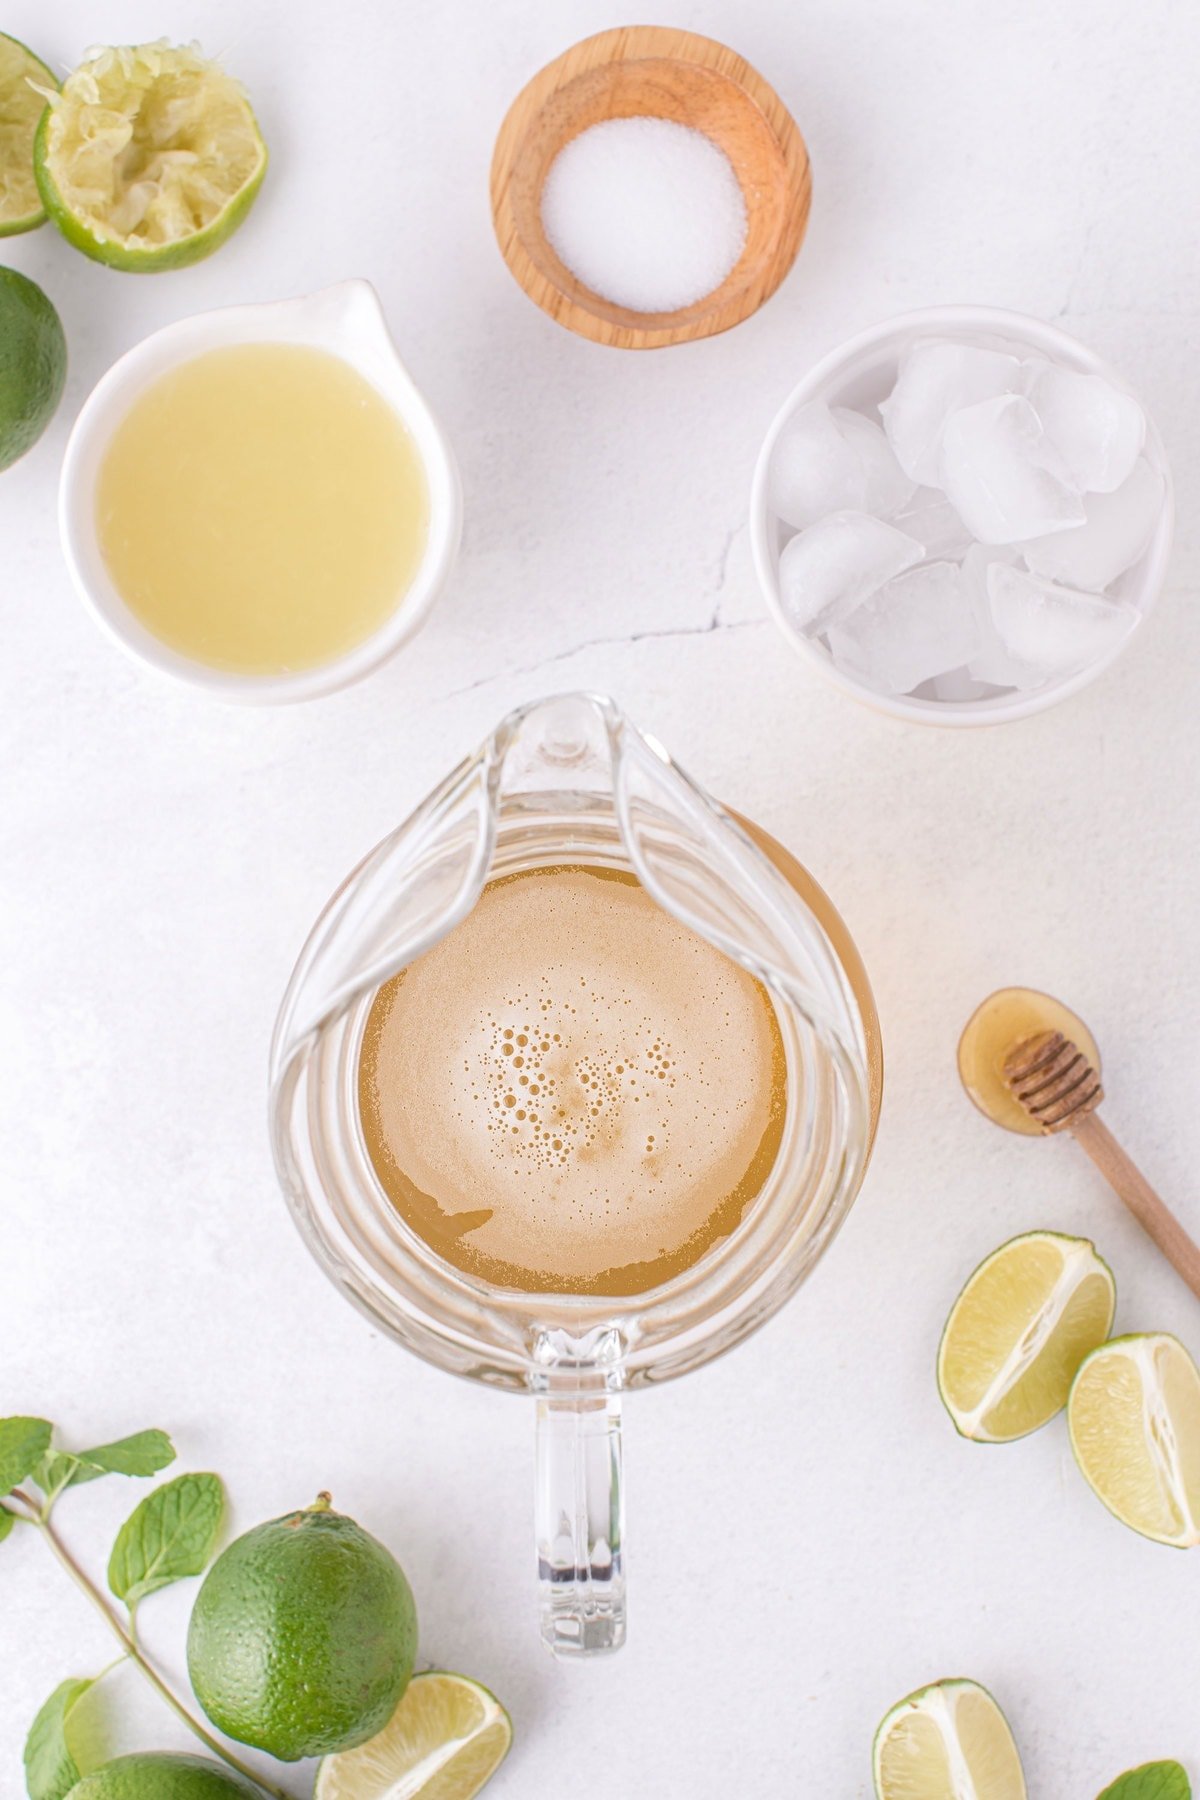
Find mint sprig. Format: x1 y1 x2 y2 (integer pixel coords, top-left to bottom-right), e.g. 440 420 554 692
1099 1765 1191 1800
2 1415 296 1800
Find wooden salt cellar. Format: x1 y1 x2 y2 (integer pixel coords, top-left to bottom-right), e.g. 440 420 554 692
490 26 812 350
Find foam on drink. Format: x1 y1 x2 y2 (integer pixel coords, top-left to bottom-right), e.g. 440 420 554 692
357 864 787 1296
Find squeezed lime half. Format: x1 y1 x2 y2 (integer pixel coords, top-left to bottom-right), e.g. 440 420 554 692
0 33 56 234
35 41 266 271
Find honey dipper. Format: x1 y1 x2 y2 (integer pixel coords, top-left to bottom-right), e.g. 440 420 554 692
1002 1026 1200 1301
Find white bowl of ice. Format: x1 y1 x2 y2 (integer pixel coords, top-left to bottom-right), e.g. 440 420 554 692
750 306 1173 726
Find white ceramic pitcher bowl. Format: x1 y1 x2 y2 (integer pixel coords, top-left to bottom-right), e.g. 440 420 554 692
59 279 462 704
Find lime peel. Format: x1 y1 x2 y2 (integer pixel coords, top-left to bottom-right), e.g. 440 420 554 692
69 1751 263 1797
0 32 56 234
187 1503 417 1762
34 40 266 272
0 266 67 472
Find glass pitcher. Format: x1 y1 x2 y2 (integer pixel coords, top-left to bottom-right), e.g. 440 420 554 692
269 694 882 1657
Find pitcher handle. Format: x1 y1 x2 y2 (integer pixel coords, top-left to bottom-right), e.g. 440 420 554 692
535 1382 625 1656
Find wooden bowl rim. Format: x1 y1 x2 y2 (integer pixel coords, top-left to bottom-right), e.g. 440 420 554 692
490 25 812 350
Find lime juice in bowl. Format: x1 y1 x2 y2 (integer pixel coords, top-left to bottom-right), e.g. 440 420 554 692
59 281 462 703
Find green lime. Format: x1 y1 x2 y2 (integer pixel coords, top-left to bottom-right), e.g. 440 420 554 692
34 41 267 272
188 1495 418 1763
0 33 56 234
874 1679 1026 1800
937 1230 1115 1443
1069 1332 1200 1546
69 1752 262 1798
316 1672 513 1800
0 265 66 471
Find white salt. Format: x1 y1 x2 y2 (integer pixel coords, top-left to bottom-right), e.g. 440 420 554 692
540 116 748 314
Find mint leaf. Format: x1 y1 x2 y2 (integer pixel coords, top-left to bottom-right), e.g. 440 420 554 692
74 1429 175 1483
0 1418 52 1495
1099 1763 1191 1800
33 1453 81 1504
24 1678 92 1800
34 1431 175 1504
0 1504 15 1543
107 1472 223 1609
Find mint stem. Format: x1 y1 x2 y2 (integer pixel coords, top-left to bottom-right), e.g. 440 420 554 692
10 1491 296 1800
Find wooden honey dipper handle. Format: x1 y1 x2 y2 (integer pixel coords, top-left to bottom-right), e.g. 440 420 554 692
1005 1030 1200 1302
1070 1112 1200 1300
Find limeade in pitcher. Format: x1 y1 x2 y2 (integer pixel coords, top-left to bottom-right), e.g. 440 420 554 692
357 864 787 1296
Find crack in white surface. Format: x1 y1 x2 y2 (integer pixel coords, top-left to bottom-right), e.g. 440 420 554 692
447 612 767 700
447 517 758 699
708 521 745 628
1055 216 1102 322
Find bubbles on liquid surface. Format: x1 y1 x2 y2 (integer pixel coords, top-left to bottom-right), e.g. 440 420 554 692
474 1004 681 1180
356 864 787 1294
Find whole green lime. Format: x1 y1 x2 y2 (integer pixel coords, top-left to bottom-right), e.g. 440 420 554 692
0 265 65 471
187 1496 417 1763
70 1752 262 1797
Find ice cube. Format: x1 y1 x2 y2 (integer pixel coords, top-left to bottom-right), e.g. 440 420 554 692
985 563 1138 676
827 560 981 693
939 395 1085 543
888 487 973 559
769 403 916 529
880 338 1019 484
1022 456 1164 590
961 545 1046 688
778 511 923 634
831 407 916 515
930 667 1003 703
1021 361 1144 493
769 402 868 529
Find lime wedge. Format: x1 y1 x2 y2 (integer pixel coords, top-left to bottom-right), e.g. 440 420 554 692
937 1231 1115 1442
1069 1333 1200 1546
874 1679 1026 1800
34 41 266 272
315 1673 513 1800
0 33 56 235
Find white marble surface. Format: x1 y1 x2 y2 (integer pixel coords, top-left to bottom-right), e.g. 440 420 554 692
3 1 1200 1793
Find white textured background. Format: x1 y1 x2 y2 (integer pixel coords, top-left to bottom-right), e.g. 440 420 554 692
3 1 1200 1794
